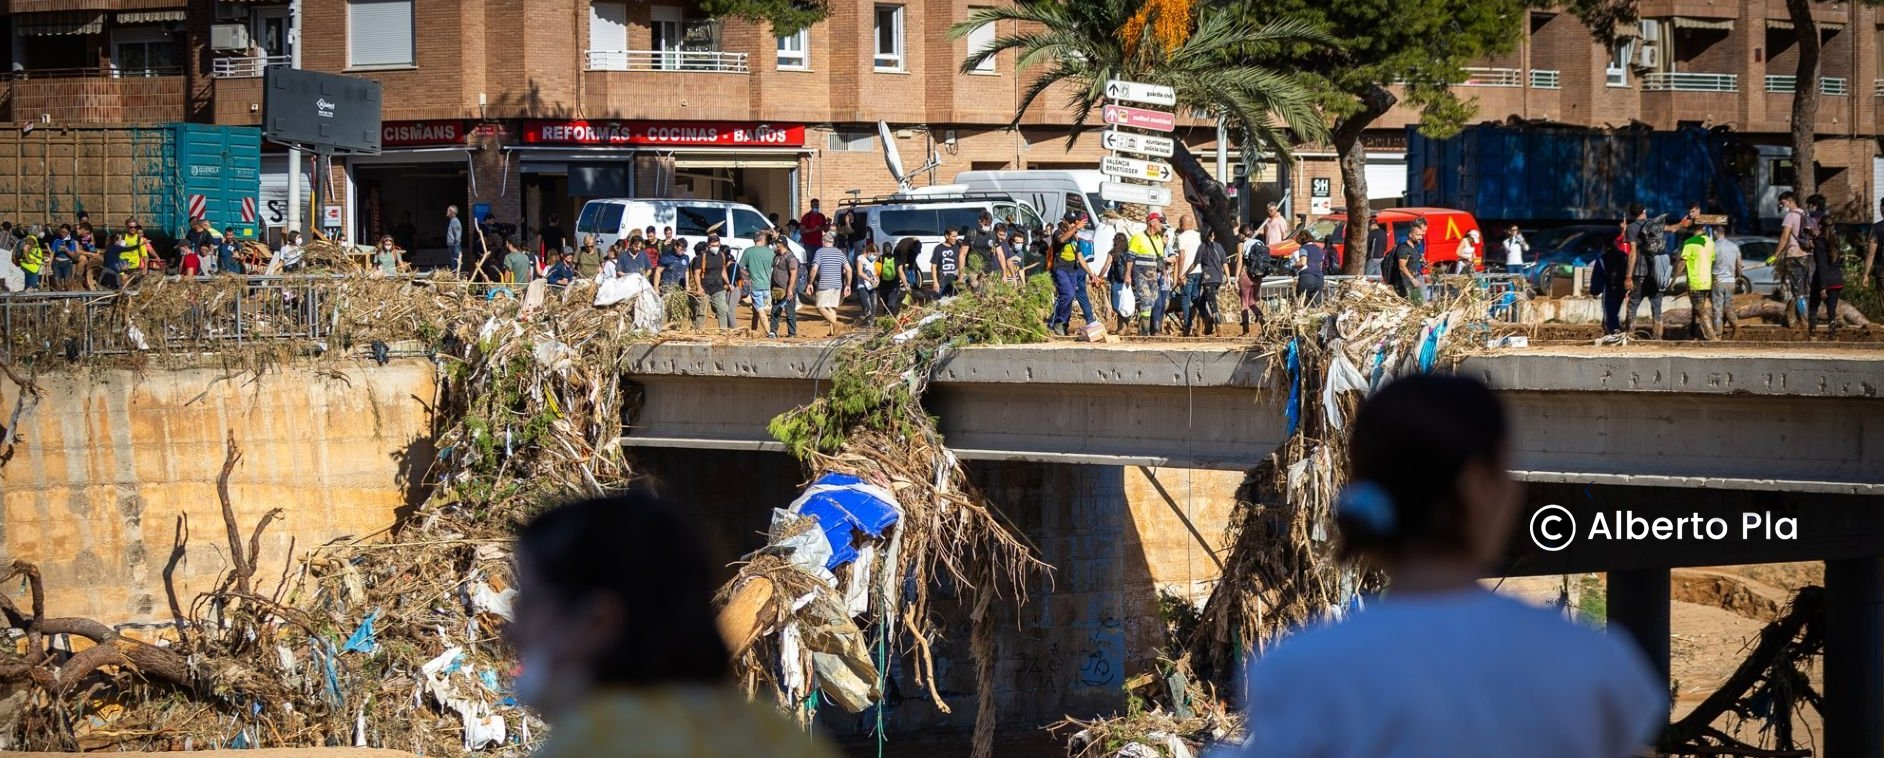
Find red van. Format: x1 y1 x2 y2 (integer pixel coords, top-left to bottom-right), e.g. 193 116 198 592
1269 207 1485 272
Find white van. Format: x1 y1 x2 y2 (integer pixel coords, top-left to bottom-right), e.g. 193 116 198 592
573 199 805 261
843 193 1046 274
949 170 1151 273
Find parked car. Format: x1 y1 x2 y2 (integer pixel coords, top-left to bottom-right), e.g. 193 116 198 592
1272 207 1485 272
843 192 1047 274
1517 224 1618 293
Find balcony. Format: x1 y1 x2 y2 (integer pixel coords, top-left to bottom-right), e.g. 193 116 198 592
1460 67 1522 87
1764 75 1848 96
0 67 185 124
1876 78 1884 96
212 55 291 79
584 50 749 73
1529 69 1561 89
1641 72 1738 92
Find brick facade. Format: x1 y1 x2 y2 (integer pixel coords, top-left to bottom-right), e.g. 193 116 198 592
3 0 1882 227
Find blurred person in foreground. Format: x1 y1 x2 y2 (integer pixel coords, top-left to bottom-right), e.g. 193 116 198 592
511 490 837 758
1220 375 1666 758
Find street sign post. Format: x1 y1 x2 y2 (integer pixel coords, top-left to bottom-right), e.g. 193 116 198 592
1101 155 1175 183
1104 79 1177 107
1101 130 1175 158
1100 103 1176 133
1100 181 1173 206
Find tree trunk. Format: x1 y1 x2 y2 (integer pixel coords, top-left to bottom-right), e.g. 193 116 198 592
1335 85 1399 274
1785 0 1820 201
1169 142 1238 248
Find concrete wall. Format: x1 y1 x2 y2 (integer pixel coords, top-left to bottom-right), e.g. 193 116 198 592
0 360 435 625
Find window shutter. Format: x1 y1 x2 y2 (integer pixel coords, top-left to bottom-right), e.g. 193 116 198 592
589 1 628 52
348 0 413 68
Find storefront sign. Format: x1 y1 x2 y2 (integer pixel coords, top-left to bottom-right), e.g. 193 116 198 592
521 120 806 148
381 120 467 148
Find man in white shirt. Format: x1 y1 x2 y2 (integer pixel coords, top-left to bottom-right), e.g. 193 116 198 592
1501 225 1527 274
277 230 304 273
1257 202 1289 248
1174 216 1203 332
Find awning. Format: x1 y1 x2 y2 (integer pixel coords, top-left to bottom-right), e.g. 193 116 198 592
1767 18 1844 31
674 155 800 169
1672 17 1733 31
117 10 186 23
15 12 104 36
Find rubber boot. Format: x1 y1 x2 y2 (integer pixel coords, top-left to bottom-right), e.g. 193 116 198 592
1651 320 1663 341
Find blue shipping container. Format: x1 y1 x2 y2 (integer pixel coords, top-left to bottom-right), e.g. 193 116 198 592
1406 124 1758 231
159 123 263 241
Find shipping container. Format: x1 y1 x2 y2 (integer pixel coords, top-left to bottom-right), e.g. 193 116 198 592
0 123 262 246
1406 124 1788 234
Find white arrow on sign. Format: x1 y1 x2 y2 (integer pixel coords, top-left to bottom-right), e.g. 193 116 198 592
1101 155 1175 183
1101 129 1174 158
1100 181 1172 207
1105 79 1177 107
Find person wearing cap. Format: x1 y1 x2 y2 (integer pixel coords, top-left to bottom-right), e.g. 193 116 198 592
1046 212 1096 335
1127 212 1170 335
1455 229 1480 274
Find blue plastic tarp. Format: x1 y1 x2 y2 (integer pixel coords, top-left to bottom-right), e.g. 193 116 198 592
786 473 902 571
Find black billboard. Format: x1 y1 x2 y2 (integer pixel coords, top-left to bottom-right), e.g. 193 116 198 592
263 68 383 154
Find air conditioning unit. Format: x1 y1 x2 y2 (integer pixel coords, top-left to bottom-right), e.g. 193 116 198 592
1640 19 1663 43
211 24 252 52
1635 43 1660 70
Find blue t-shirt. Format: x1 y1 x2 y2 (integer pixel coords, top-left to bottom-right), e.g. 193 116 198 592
659 250 688 287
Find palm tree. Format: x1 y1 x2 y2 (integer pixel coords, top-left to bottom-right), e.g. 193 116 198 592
951 0 1331 245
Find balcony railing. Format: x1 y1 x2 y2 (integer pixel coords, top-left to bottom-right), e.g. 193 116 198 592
1642 72 1738 92
1 66 184 81
212 55 291 79
1764 74 1848 96
584 50 750 73
1460 67 1522 87
1529 69 1561 89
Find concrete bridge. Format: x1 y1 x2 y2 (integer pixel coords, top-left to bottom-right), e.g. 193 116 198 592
620 341 1884 755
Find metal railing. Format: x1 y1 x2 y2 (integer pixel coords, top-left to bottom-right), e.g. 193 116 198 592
1765 74 1850 95
212 55 291 79
1460 67 1522 87
584 49 750 73
0 277 339 361
1529 69 1561 89
0 66 184 81
1642 72 1738 92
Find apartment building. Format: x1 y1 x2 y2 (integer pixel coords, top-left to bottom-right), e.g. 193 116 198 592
0 0 1879 244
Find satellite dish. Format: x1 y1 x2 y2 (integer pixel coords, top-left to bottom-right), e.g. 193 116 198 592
878 121 908 189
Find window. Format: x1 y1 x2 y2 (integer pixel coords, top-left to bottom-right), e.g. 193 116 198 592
111 27 180 77
965 12 995 73
590 1 629 69
731 208 772 239
348 0 413 69
827 132 875 151
874 5 904 71
675 206 728 238
776 29 808 69
576 203 624 236
1606 41 1632 87
877 208 986 237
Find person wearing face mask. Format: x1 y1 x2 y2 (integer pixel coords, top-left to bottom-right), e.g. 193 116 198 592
510 490 839 758
1221 375 1665 758
375 235 401 276
966 211 999 288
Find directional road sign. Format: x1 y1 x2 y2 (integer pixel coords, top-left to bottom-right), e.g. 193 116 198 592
1100 181 1172 206
1105 79 1177 107
1101 155 1175 183
1101 130 1174 158
1101 103 1176 133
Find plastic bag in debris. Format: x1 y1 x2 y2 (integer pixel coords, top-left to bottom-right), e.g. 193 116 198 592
779 622 807 701
786 473 902 571
341 609 379 654
126 324 149 351
891 312 946 343
769 508 836 580
844 544 875 617
813 651 878 713
1321 348 1368 431
470 580 516 621
594 271 655 307
631 279 665 333
532 339 577 373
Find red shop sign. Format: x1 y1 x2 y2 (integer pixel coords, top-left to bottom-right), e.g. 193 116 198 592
382 120 467 147
521 120 806 147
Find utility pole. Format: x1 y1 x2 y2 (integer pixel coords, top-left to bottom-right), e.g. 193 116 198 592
285 0 303 237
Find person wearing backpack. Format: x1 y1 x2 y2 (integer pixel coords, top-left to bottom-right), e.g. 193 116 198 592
1775 192 1813 329
1234 227 1268 335
1622 203 1669 339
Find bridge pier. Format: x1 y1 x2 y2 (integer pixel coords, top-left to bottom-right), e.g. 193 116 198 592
1823 557 1883 758
1606 567 1672 682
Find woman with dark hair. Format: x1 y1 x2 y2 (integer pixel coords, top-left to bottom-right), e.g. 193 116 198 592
1224 375 1664 757
510 491 836 758
1289 229 1326 305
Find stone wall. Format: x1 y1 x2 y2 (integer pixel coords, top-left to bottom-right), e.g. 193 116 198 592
0 359 436 625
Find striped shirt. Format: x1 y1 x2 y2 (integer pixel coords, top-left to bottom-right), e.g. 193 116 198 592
813 246 848 291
